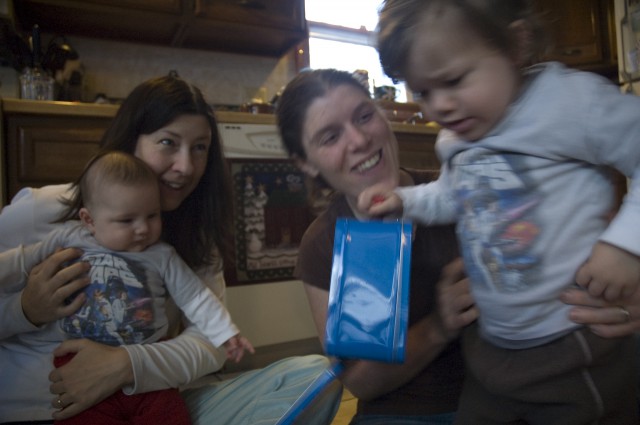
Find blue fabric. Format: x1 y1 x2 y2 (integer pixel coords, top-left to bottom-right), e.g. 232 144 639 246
349 412 456 425
181 355 342 425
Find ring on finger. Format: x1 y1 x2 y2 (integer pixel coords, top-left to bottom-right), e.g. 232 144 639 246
56 397 64 408
617 306 631 323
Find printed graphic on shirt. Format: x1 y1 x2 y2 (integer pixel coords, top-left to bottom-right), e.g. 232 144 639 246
61 252 155 346
450 151 541 292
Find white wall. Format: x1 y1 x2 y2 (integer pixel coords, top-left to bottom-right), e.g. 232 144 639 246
226 280 318 347
18 34 299 106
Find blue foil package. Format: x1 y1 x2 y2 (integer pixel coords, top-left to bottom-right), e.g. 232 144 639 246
325 218 413 363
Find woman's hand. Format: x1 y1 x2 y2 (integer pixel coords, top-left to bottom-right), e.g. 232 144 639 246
561 286 640 338
22 248 90 326
48 339 134 420
437 258 478 341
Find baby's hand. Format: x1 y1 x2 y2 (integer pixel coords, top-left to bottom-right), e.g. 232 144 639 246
223 334 255 363
357 183 403 218
575 242 640 302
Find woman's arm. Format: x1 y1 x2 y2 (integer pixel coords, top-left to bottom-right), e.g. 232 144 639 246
0 247 90 338
48 325 226 420
305 259 476 401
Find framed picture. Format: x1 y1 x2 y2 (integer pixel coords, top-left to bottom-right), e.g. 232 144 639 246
224 158 314 286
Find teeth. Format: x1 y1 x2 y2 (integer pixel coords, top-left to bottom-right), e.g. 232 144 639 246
356 152 381 173
163 181 184 189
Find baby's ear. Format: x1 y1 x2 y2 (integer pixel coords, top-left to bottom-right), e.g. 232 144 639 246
78 208 95 232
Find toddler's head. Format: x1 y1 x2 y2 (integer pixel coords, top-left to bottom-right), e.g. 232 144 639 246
75 151 162 252
377 0 547 141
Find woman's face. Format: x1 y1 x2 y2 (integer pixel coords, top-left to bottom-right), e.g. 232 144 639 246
298 84 400 208
134 114 212 211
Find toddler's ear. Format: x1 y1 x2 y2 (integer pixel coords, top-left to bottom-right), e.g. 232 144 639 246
79 208 95 232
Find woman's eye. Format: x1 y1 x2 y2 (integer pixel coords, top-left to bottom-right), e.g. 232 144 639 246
318 133 338 146
445 76 463 87
357 111 374 124
159 138 175 147
193 143 210 154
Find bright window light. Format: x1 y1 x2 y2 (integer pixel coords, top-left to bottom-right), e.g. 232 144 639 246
306 0 382 30
305 0 407 102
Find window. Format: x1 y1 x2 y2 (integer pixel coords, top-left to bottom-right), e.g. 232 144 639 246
305 0 407 102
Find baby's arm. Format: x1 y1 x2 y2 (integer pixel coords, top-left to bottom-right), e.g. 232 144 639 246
357 183 404 218
575 242 640 302
223 334 255 363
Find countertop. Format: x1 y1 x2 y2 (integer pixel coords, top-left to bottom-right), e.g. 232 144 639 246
0 98 440 135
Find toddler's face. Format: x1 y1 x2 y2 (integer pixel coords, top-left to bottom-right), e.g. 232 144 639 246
404 7 522 142
85 181 162 252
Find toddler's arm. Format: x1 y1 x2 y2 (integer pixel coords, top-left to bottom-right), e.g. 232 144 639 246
357 183 404 218
575 241 640 301
223 334 255 363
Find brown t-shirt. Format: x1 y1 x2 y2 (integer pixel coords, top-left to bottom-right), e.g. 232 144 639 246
295 169 465 416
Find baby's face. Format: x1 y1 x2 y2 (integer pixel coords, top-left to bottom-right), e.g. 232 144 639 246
404 7 522 142
85 181 162 252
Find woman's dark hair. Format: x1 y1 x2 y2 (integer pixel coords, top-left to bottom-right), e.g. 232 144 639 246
95 75 232 269
276 69 373 210
377 0 549 82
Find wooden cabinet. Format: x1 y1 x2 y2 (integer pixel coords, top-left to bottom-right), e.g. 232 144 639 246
392 125 440 171
180 0 307 55
536 0 617 78
4 114 109 201
12 0 307 57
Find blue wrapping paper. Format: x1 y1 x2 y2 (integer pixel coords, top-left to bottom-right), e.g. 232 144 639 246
325 218 413 363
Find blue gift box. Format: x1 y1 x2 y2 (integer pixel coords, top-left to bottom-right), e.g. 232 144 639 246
325 218 413 363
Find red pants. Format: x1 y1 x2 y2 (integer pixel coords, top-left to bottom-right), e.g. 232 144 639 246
53 354 191 425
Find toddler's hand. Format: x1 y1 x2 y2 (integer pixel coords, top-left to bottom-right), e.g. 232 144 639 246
357 183 403 218
575 242 640 302
224 334 255 363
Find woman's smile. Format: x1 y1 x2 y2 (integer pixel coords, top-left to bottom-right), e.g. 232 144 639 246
354 150 382 173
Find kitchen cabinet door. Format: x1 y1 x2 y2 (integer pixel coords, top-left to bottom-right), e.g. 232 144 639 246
5 115 109 200
13 0 182 46
194 0 305 31
13 0 307 57
80 0 182 13
395 131 440 171
183 0 308 56
535 0 617 76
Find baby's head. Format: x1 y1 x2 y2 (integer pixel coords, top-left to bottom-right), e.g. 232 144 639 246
377 0 547 141
75 151 162 252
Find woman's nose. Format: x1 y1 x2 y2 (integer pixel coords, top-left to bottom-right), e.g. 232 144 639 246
345 124 370 151
172 150 194 175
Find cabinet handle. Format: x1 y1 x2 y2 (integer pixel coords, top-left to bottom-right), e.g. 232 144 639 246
561 48 582 56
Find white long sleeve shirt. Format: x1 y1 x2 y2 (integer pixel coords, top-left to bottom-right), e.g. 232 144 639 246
398 62 640 349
